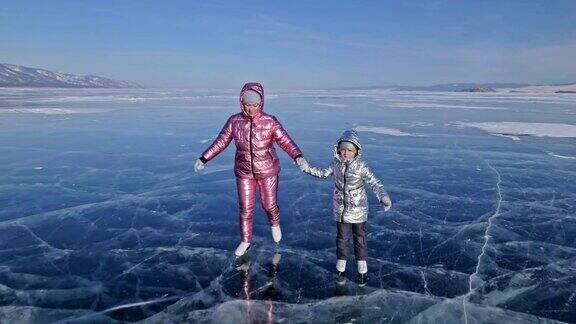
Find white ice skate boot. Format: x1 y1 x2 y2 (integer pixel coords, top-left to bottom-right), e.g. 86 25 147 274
271 225 282 244
235 241 251 257
356 260 368 286
336 259 347 284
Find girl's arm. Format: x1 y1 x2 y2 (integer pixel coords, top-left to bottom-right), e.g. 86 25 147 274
361 162 391 209
304 163 333 179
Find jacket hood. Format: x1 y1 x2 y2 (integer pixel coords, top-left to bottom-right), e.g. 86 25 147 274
334 129 362 161
239 82 265 117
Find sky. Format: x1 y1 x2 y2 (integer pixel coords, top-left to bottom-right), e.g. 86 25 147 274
1 0 576 89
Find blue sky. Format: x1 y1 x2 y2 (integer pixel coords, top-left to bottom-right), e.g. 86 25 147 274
1 1 575 88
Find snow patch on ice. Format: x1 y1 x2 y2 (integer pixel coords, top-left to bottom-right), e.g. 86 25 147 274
201 164 233 174
455 122 576 138
384 102 505 110
0 108 113 115
548 152 576 159
411 122 434 127
355 125 423 137
312 102 348 108
503 83 576 93
492 134 521 141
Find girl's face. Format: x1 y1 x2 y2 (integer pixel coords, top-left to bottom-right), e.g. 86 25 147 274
243 102 261 116
339 148 355 161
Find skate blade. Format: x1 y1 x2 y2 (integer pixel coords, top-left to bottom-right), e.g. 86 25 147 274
234 254 250 269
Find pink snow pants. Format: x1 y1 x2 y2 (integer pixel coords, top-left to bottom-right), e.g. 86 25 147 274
236 175 280 243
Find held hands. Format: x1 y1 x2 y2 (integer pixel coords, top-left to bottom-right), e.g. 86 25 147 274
380 195 392 212
295 157 310 172
194 159 205 172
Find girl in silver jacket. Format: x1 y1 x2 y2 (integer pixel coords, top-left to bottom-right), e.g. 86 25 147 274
300 130 392 285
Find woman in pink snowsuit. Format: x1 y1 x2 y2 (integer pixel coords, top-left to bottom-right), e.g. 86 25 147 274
194 82 309 257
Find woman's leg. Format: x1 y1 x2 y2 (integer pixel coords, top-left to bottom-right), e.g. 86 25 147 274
258 175 282 242
257 175 280 226
237 177 257 243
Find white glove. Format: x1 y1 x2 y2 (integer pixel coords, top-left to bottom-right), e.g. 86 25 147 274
381 195 392 212
295 157 310 172
194 159 205 172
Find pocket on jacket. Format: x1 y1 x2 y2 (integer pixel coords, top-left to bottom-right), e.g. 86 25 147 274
349 187 366 207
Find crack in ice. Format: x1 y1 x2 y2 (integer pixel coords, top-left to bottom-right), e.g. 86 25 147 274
420 270 431 295
462 161 503 324
55 295 182 323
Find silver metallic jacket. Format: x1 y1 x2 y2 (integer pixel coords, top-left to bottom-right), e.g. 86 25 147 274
304 130 389 223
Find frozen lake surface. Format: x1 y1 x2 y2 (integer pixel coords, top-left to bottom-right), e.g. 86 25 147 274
0 88 575 323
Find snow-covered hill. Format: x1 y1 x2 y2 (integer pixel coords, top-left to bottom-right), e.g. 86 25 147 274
0 63 141 88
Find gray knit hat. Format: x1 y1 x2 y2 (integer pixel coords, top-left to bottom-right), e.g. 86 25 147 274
242 90 261 104
338 141 358 153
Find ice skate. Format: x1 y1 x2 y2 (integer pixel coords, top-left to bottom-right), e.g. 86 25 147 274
234 241 251 268
337 271 347 285
355 273 367 286
271 225 282 244
234 241 251 257
356 260 367 286
336 259 347 285
235 257 251 271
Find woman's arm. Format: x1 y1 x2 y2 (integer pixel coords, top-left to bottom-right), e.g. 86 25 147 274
272 117 303 161
200 116 234 163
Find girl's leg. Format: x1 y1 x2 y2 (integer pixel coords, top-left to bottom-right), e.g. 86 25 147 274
352 222 368 278
336 222 351 264
237 177 257 243
352 222 367 262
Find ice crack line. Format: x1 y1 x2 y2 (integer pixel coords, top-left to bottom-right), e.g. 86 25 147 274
469 162 502 292
463 161 503 324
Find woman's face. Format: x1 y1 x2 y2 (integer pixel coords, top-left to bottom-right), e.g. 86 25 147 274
243 102 261 116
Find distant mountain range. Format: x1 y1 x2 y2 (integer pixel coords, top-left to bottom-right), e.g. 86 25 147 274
2 62 574 93
337 82 576 93
335 83 528 91
392 83 530 92
0 63 141 88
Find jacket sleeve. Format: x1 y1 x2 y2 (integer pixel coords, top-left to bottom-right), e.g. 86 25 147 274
200 117 234 162
361 162 389 202
304 164 333 179
272 117 303 160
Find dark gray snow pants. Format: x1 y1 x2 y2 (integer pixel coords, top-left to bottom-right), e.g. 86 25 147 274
336 221 367 261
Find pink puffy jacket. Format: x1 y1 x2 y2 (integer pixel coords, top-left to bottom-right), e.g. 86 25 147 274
200 83 303 179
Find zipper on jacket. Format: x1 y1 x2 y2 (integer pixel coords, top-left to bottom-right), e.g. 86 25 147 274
249 117 255 177
341 162 348 222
